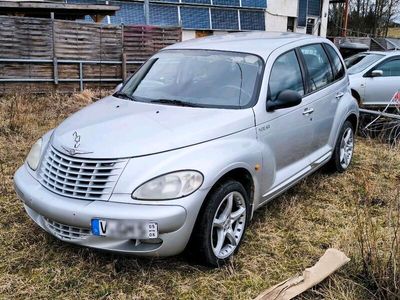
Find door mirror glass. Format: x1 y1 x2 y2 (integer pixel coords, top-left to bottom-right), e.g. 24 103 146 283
113 82 123 94
371 70 383 77
266 90 302 112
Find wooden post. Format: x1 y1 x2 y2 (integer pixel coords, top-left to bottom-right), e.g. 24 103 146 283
122 52 127 81
51 17 58 85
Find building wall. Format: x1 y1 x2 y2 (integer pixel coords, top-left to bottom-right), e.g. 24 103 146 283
263 0 329 37
68 0 330 39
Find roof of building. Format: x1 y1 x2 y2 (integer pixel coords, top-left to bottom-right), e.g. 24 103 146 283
0 1 119 21
167 31 325 58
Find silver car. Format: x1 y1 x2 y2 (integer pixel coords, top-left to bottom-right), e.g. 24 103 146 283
346 51 400 107
14 32 358 267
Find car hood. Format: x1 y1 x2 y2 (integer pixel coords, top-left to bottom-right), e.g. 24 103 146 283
51 96 255 159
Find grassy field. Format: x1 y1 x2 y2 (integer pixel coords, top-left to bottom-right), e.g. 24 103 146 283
0 92 399 299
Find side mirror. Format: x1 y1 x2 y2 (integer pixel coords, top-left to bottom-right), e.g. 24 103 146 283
266 90 302 112
113 83 123 93
371 70 383 77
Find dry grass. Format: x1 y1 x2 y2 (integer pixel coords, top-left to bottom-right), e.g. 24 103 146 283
0 92 399 299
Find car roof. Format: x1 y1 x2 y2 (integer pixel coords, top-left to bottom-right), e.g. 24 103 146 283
165 31 327 59
360 50 400 57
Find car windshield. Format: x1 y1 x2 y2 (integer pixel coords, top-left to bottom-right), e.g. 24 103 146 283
117 50 264 108
345 53 384 74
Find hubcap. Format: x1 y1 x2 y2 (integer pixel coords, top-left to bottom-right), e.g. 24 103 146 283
339 127 354 169
211 191 246 259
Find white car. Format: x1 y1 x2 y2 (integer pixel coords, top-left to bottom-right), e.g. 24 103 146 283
346 51 400 107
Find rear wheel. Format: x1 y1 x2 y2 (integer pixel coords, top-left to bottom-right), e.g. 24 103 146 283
191 180 249 267
327 120 355 172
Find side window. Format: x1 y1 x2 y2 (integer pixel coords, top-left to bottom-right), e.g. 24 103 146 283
300 44 334 92
268 50 304 101
376 58 400 76
325 44 345 80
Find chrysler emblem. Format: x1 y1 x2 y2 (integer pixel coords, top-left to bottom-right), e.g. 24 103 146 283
61 146 93 156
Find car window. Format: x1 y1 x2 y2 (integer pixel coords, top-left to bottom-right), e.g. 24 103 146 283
268 50 304 101
120 49 263 109
300 44 334 92
345 53 384 74
325 44 345 80
375 58 400 76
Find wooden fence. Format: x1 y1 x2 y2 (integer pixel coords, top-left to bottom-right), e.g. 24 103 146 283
0 16 182 93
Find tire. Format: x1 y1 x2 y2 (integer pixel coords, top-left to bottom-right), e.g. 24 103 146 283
191 180 250 267
327 120 355 173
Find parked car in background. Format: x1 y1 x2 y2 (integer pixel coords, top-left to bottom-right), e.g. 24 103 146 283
346 51 400 107
14 32 358 267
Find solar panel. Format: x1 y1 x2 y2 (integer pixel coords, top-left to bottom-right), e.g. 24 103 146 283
154 0 179 3
240 10 265 30
308 0 321 16
180 7 210 29
211 8 239 30
109 1 145 25
181 0 211 4
149 3 179 26
213 0 240 7
298 0 307 27
241 0 267 8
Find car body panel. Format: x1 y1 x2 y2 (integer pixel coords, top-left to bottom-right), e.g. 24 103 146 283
52 96 255 159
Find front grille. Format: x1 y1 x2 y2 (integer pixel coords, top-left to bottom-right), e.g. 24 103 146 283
43 217 91 240
39 146 127 201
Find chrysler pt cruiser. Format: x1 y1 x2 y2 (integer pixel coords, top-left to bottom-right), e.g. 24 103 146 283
14 32 358 267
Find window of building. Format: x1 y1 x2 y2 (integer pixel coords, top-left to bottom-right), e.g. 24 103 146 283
300 44 334 91
287 17 295 32
268 50 304 101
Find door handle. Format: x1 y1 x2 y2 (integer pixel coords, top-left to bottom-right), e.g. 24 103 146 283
302 108 314 115
336 92 344 100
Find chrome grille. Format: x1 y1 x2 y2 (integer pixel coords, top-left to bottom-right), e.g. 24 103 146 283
39 146 127 201
43 217 91 240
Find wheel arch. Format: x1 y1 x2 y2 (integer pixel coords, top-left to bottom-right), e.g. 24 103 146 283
346 113 359 132
194 167 255 228
351 89 362 106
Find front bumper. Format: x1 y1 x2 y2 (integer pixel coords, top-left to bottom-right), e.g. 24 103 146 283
14 165 207 257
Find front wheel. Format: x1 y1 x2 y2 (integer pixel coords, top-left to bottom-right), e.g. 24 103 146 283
191 180 249 267
327 120 355 172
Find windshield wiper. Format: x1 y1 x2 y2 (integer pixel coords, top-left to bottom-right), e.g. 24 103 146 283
113 91 136 101
150 99 201 107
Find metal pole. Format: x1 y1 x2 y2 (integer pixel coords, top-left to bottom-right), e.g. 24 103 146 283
144 0 150 25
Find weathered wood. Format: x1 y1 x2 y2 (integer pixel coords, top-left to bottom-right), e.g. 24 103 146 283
0 15 182 93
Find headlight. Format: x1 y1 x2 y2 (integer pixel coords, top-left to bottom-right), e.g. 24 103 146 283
26 138 42 170
132 170 203 200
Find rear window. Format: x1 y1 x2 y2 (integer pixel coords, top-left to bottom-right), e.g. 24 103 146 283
325 44 345 80
300 44 334 92
345 53 384 74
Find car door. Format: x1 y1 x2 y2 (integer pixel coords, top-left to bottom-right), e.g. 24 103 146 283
297 43 345 162
256 49 314 198
364 56 400 105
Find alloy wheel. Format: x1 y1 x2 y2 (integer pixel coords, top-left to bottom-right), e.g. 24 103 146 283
211 191 246 259
339 127 354 169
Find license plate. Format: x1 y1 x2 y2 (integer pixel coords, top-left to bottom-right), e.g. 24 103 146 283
91 219 158 239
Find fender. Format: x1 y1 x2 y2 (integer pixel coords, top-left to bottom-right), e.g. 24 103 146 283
113 127 264 206
328 89 359 149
